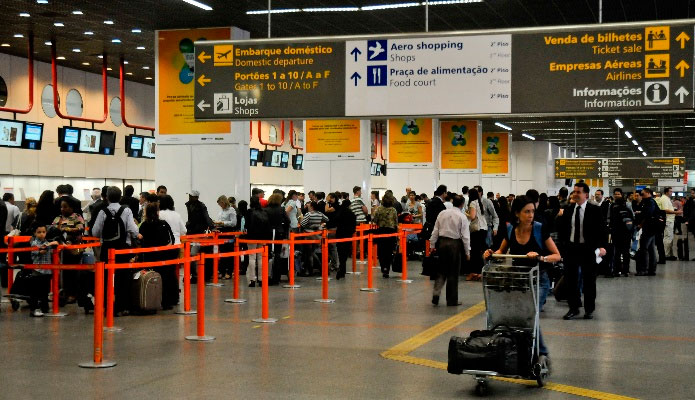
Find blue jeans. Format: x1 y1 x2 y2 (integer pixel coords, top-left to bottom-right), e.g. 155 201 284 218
539 330 548 355
639 234 657 273
539 270 550 311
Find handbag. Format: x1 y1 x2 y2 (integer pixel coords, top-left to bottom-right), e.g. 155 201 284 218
421 254 439 278
392 253 403 273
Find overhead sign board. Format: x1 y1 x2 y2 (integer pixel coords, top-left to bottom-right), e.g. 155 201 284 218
194 20 694 120
554 157 685 179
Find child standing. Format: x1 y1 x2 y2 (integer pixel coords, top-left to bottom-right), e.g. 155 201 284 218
28 225 59 317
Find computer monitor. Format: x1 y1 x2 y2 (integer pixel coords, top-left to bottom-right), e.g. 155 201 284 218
250 148 259 166
126 135 144 158
280 151 289 168
379 164 387 177
142 137 156 158
79 129 101 153
371 162 381 176
292 154 303 170
270 150 282 167
99 131 116 155
21 122 43 150
59 127 80 153
0 118 24 148
261 150 273 167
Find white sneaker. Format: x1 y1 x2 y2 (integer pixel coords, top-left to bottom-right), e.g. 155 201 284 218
31 309 44 317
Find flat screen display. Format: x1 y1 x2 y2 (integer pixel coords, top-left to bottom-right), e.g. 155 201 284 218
371 162 381 176
250 148 259 161
79 129 101 153
292 154 303 170
142 137 156 158
0 119 23 147
99 131 116 155
64 128 79 144
22 123 43 150
270 150 282 167
130 136 143 150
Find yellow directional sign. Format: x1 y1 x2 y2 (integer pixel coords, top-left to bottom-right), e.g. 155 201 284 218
198 51 211 64
676 60 690 77
213 44 234 66
675 31 691 49
645 54 670 78
197 74 211 87
645 26 670 51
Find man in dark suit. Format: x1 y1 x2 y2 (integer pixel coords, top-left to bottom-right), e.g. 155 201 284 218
558 182 607 320
423 184 448 239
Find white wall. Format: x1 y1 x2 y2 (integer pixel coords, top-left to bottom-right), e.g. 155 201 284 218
0 52 155 200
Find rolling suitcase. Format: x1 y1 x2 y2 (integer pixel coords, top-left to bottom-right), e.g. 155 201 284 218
131 270 162 313
677 231 689 261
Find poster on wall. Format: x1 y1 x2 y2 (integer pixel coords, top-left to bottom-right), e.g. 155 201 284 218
306 120 360 153
156 27 232 144
388 118 433 167
482 132 510 176
440 120 480 172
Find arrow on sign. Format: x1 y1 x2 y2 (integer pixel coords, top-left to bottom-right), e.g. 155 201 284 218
675 86 690 103
350 47 362 62
197 74 211 87
197 99 210 112
676 31 691 49
198 51 211 64
676 60 690 77
350 72 361 86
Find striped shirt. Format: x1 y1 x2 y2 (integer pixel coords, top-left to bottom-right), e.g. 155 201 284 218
350 197 368 223
300 211 329 232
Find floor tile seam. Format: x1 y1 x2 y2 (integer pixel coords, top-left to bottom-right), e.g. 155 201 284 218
544 330 695 343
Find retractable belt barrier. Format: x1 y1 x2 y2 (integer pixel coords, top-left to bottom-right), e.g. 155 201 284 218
180 231 244 287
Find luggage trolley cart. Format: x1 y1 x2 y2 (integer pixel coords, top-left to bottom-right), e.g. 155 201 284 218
463 254 549 395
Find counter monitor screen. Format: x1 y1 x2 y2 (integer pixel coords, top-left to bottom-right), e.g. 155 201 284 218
22 122 43 150
280 151 289 168
371 162 381 176
270 150 282 167
142 137 156 158
250 148 259 166
99 131 116 155
292 154 303 170
59 127 80 152
0 119 23 148
79 129 101 153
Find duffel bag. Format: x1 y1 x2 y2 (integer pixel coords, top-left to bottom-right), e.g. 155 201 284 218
447 327 532 376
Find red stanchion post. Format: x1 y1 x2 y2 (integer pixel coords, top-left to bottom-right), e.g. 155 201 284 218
176 242 196 315
207 235 223 287
186 254 215 341
349 233 359 275
397 231 413 283
315 237 335 303
79 262 116 368
6 238 15 293
253 246 277 323
361 234 379 292
225 240 247 304
103 249 122 331
44 247 67 317
284 233 301 289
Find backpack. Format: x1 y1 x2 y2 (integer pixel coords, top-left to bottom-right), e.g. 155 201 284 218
619 209 634 233
506 221 544 250
102 206 127 246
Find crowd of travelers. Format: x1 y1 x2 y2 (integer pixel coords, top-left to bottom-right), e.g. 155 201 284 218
1 181 693 323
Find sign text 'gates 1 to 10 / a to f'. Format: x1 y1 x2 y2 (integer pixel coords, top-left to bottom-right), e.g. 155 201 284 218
193 21 694 121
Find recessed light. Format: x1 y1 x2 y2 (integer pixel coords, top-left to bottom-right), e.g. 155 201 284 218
142 66 150 70
124 61 129 64
44 41 52 46
72 10 83 15
107 67 113 71
494 122 513 131
57 56 66 60
132 28 142 33
145 77 152 80
19 13 30 17
97 55 104 59
14 34 24 38
137 46 146 50
37 0 48 4
84 31 94 35
615 119 624 129
82 62 90 65
72 48 81 52
182 0 213 11
104 20 114 24
54 22 64 27
1 44 10 47
126 72 133 76
638 146 643 152
112 38 121 43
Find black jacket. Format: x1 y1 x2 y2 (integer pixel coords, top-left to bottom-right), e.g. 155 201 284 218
265 205 290 239
336 207 357 239
185 200 214 234
425 197 446 229
245 208 272 240
120 196 140 222
0 200 7 236
609 203 634 239
558 202 608 250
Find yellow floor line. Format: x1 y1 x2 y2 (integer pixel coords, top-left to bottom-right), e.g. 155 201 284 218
380 302 638 400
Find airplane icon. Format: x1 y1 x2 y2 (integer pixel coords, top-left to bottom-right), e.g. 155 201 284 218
216 50 231 59
367 40 387 60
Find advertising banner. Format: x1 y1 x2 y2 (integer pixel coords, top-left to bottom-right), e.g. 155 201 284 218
482 132 510 175
440 120 479 171
305 120 361 153
388 119 433 165
157 28 231 140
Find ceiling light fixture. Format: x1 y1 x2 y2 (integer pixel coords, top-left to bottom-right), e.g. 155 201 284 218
57 56 65 60
638 146 643 152
182 0 213 11
37 0 48 4
145 77 153 80
72 48 81 52
136 46 146 50
632 139 638 146
107 67 113 71
112 39 121 43
104 20 114 24
494 122 512 131
624 131 632 138
54 22 64 27
97 55 104 59
13 34 23 38
303 7 360 12
642 151 647 157
82 62 90 65
615 119 624 129
132 28 142 33
126 72 133 75
19 13 30 17
124 61 129 64
142 66 150 70
1 44 10 47
521 133 536 140
362 2 420 10
84 31 94 35
44 41 52 46
246 8 301 14
429 0 482 4
72 10 83 15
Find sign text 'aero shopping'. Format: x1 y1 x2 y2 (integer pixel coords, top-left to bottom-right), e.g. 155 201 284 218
193 21 694 120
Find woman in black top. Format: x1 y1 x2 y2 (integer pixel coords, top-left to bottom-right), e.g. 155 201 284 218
138 202 178 309
35 190 56 228
484 195 561 365
265 194 290 285
335 199 357 280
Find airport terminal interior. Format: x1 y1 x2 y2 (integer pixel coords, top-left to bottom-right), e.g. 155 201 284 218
1 1 695 399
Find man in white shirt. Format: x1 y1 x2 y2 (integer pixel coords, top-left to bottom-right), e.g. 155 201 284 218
657 187 681 260
2 193 20 233
430 195 471 307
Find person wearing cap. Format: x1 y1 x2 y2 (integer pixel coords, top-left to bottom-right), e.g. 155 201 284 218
185 190 214 235
252 188 268 208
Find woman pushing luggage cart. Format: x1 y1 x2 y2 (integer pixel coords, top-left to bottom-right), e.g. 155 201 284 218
448 195 561 395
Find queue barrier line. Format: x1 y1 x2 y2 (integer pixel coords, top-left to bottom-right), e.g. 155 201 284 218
361 231 401 293
79 262 117 368
200 247 272 321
